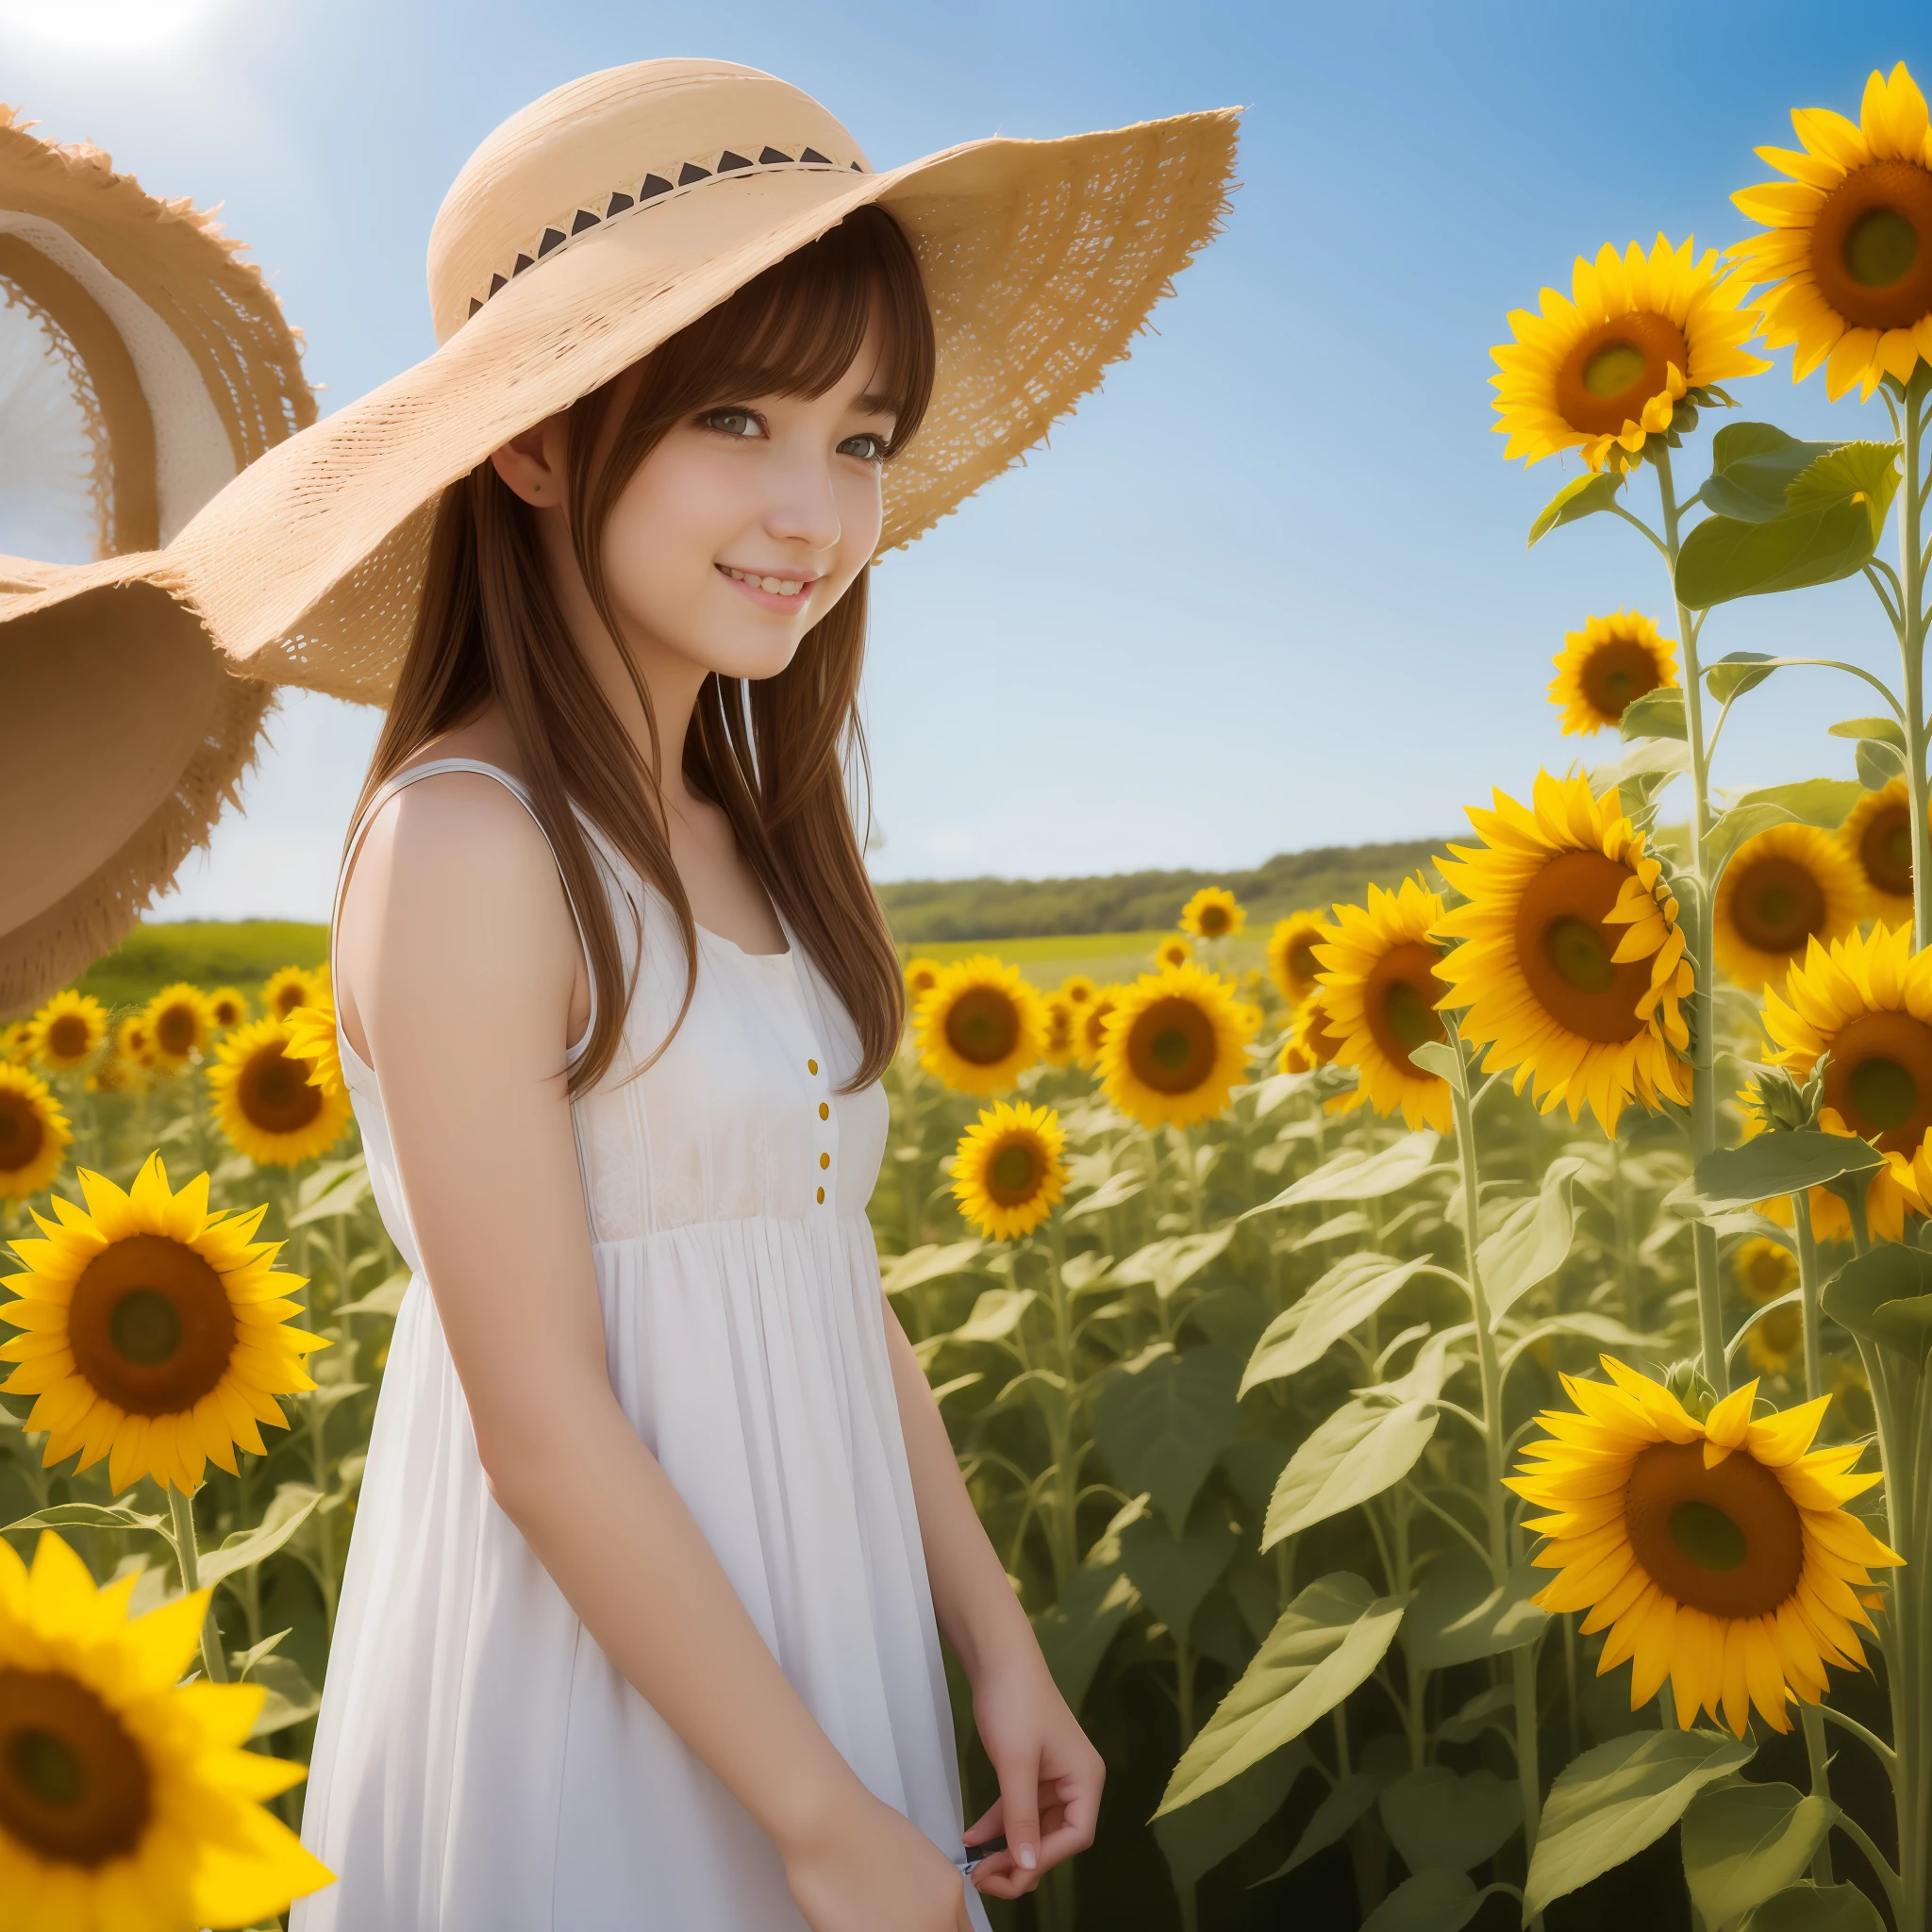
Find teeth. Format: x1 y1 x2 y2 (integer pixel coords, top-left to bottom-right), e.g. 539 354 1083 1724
725 567 806 596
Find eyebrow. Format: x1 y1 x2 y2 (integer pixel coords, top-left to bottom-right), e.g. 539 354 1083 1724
856 391 899 416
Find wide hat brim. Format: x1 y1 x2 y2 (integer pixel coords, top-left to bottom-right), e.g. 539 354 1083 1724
1 88 1240 1010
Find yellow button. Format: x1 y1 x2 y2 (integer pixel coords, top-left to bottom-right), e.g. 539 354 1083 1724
808 1058 819 1074
819 1152 830 1170
816 1186 825 1204
818 1102 829 1120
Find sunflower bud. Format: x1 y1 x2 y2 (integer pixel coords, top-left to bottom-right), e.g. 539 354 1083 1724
1663 1358 1721 1424
1743 1056 1829 1135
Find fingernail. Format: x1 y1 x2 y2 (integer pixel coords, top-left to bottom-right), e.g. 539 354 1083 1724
1018 1843 1037 1871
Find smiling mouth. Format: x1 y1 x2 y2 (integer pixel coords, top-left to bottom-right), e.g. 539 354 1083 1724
718 563 814 599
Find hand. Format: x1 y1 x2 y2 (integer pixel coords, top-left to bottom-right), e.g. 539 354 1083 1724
963 1653 1105 1900
782 1784 977 1932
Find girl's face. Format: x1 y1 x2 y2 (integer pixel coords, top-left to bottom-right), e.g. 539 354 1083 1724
594 310 897 684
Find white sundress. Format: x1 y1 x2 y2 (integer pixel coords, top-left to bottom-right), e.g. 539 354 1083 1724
289 757 991 1931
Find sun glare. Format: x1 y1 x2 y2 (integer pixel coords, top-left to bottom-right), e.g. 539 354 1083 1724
0 0 223 56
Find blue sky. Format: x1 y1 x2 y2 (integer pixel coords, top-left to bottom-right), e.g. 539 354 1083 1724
4 0 1932 919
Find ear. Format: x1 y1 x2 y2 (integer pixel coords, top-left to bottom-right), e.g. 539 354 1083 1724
490 413 567 508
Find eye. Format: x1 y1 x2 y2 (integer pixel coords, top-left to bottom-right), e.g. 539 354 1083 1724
701 407 764 440
839 431 891 463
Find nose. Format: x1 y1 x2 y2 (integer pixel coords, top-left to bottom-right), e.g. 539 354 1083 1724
762 442 843 554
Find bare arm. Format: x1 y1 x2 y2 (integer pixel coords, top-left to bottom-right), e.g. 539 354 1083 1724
341 774 972 1928
882 1298 1105 1898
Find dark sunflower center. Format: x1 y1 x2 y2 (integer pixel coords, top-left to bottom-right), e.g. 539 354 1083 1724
239 1045 325 1134
1290 942 1319 981
944 989 1021 1067
987 1141 1040 1205
1197 906 1230 937
1758 1305 1803 1357
1554 310 1691 437
1363 941 1448 1071
0 1091 46 1174
1304 1000 1343 1066
1515 848 1654 1043
0 1667 152 1866
1859 799 1915 898
46 1016 89 1059
1824 1009 1932 1152
1624 1438 1805 1618
1811 160 1932 330
66 1232 238 1417
154 1006 197 1057
1743 1249 1793 1302
1729 853 1828 956
1082 1003 1115 1057
1126 997 1217 1094
1580 636 1664 723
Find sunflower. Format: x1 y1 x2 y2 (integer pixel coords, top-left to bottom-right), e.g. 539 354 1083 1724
25 991 108 1073
914 957 1046 1094
260 965 325 1022
206 985 251 1031
1433 771 1692 1132
1510 1357 1900 1736
1097 962 1257 1129
142 984 215 1074
0 1152 331 1494
0 1067 71 1202
114 1015 155 1072
1074 987 1121 1071
904 957 942 1002
1548 610 1679 736
1491 234 1769 471
1840 777 1920 929
1155 935 1192 971
1179 887 1244 941
0 1023 29 1065
1735 1236 1799 1307
950 1101 1068 1241
1761 921 1932 1241
1279 990 1345 1075
1314 882 1454 1133
282 998 344 1098
0 1528 334 1924
1041 994 1079 1068
1746 1304 1805 1378
1732 62 1932 400
1714 823 1864 991
208 1018 354 1168
1059 974 1098 1009
1265 911 1329 1006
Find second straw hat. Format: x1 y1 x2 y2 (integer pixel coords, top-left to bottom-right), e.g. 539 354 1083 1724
0 103 312 1010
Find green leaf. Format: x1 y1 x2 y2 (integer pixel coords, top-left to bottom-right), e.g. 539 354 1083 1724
1114 1227 1235 1301
1063 1169 1145 1223
1250 1770 1379 1883
288 1159 371 1226
334 1268 411 1320
240 1651 322 1739
1359 1869 1484 1932
1856 737 1907 790
1244 1132 1441 1215
195 1484 322 1589
1033 1495 1147 1713
1153 1740 1311 1891
1701 423 1836 522
1155 1573 1410 1818
1240 1254 1433 1394
1785 440 1903 539
1380 1767 1522 1874
1676 501 1886 609
1436 1685 1514 1745
1739 1882 1888 1932
1828 716 1907 753
1691 1131 1885 1212
1619 686 1688 742
1823 1241 1932 1362
1400 1549 1548 1671
1681 1782 1836 1930
1477 1156 1584 1325
1717 778 1863 834
1118 1516 1240 1638
1706 652 1778 706
1524 1729 1755 1918
879 1241 984 1295
949 1288 1037 1344
1527 471 1624 547
1094 1344 1242 1533
3 1502 165 1539
1407 1039 1466 1091
1261 1398 1439 1546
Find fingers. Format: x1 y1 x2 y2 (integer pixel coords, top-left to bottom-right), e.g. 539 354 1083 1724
994 1752 1042 1881
961 1793 1004 1845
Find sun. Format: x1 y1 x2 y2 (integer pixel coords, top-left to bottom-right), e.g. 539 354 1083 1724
1547 611 1678 736
1840 777 1919 929
208 1018 354 1168
1314 880 1453 1133
913 957 1046 1094
1265 911 1329 1006
1433 770 1691 1132
950 1101 1068 1240
1491 234 1768 470
1733 62 1932 399
1713 823 1863 991
1097 962 1257 1128
1510 1358 1900 1736
0 1153 331 1495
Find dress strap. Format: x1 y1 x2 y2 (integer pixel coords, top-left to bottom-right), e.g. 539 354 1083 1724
331 758 600 1067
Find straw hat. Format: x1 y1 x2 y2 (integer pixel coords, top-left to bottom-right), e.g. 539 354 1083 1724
0 58 1241 1011
0 102 313 1013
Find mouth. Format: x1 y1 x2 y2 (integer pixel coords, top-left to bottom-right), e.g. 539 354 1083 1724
717 563 818 610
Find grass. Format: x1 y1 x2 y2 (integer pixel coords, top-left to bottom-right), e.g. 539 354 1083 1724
75 922 329 1014
896 929 1265 989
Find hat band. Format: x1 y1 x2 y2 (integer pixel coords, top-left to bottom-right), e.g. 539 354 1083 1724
466 142 870 323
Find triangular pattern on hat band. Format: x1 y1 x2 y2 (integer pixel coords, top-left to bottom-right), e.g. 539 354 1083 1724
469 144 870 321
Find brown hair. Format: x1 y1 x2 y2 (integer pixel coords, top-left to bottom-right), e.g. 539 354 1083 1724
352 206 935 1095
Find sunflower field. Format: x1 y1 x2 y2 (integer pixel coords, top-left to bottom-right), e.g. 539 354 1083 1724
19 55 1932 1932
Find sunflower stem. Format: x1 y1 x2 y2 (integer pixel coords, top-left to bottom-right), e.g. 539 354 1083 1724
1801 1704 1837 1885
1652 443 1728 1396
168 1482 229 1684
1793 1196 1826 1410
1898 366 1932 955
